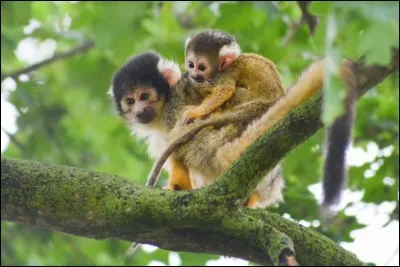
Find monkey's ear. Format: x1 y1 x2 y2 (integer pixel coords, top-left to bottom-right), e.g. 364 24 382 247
184 36 192 50
157 58 181 87
107 86 114 98
219 42 241 70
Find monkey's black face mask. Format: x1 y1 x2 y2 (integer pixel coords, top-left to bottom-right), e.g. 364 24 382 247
135 107 155 124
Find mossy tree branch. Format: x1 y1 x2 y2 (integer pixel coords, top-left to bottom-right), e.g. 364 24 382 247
2 157 358 266
1 50 397 266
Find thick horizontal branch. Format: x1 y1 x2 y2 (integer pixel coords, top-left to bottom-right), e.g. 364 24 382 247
1 157 296 266
1 41 95 81
2 157 361 266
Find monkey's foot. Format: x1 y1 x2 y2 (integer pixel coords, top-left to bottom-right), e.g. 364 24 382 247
163 184 184 191
245 193 261 208
279 250 299 266
163 184 176 190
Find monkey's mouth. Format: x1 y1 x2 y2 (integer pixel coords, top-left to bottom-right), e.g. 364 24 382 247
136 115 155 124
135 109 156 124
188 77 211 87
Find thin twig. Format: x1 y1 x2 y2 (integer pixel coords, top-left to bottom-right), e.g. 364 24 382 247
282 1 319 47
297 1 318 35
281 20 303 48
1 40 95 81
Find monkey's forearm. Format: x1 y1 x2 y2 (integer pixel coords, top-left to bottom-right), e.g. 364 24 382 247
188 85 236 119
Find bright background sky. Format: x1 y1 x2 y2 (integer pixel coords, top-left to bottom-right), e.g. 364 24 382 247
1 11 399 266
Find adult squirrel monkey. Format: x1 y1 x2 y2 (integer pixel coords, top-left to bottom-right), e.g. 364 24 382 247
109 51 286 256
110 51 359 256
110 48 357 212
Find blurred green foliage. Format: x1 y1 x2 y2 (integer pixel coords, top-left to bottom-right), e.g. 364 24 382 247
1 1 398 265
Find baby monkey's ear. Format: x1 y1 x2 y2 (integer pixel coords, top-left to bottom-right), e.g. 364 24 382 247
218 42 241 71
184 36 192 51
157 57 182 87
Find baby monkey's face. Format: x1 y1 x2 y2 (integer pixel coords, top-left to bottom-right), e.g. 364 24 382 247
185 52 220 85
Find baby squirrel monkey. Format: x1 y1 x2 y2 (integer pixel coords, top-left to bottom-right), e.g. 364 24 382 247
178 29 285 125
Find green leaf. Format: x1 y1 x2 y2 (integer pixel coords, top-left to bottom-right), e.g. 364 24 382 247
358 21 399 65
309 2 333 16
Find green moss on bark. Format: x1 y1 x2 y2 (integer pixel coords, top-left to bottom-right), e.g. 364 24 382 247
2 157 297 266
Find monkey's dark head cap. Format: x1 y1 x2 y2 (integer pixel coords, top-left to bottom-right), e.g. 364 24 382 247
111 51 171 114
188 29 236 55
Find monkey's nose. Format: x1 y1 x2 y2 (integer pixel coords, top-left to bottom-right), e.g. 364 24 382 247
136 107 155 124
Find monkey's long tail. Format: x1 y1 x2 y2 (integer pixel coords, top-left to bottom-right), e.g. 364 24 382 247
322 79 358 210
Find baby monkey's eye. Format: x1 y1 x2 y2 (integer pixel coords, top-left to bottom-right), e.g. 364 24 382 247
126 97 135 105
198 64 206 71
140 93 150 101
188 61 194 68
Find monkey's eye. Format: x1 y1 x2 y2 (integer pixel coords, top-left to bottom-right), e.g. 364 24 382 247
198 64 206 71
140 93 150 101
188 61 194 68
126 97 135 105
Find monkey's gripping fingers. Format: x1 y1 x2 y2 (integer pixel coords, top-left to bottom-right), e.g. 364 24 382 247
177 105 200 126
177 84 235 126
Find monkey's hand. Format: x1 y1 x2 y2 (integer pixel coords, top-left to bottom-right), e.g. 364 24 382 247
177 105 200 126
